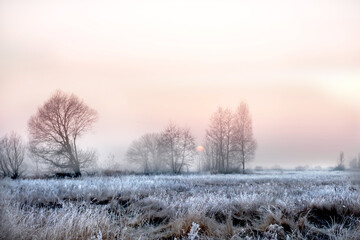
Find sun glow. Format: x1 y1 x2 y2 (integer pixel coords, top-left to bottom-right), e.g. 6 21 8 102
196 146 204 152
317 74 360 106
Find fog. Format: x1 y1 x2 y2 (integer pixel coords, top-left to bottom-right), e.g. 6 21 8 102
1 0 360 169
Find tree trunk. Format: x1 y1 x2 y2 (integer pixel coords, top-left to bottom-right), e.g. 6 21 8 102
73 164 81 177
11 172 19 179
241 145 245 174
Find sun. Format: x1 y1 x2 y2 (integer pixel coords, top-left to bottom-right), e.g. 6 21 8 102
196 146 204 152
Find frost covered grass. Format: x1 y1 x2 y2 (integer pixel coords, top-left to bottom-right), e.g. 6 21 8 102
1 171 360 239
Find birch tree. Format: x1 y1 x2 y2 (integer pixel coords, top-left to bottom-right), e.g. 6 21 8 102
205 107 233 173
232 102 257 174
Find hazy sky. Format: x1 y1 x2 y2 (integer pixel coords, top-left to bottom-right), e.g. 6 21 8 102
1 0 360 168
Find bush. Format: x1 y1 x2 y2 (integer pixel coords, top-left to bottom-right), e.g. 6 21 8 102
333 165 346 171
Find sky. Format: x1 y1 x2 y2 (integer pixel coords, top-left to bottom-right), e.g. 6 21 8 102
1 0 360 169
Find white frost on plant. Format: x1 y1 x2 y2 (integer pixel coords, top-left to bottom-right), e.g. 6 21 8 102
89 230 102 240
187 222 200 240
264 224 283 240
0 170 358 239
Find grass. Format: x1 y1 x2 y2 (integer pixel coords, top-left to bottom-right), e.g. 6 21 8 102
1 171 360 239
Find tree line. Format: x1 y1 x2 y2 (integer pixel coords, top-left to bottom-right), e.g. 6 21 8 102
1 90 256 177
128 103 257 174
2 90 359 178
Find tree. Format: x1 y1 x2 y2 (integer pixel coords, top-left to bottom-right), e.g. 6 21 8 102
334 151 346 170
28 90 98 177
205 107 234 173
0 132 25 179
126 133 164 173
223 108 234 172
339 152 345 165
201 139 216 172
232 102 257 174
160 122 196 174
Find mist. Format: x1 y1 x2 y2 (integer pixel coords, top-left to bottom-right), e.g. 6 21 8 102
1 0 360 169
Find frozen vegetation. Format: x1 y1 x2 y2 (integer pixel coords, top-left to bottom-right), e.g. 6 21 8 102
1 171 360 239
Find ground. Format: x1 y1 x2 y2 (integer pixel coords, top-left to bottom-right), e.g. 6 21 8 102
1 171 360 239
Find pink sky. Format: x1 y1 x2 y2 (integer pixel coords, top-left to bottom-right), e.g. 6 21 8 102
1 0 360 168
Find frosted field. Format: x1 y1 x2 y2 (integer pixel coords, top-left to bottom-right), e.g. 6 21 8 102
1 171 360 239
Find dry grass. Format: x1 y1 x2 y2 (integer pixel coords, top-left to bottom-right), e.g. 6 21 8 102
1 171 360 239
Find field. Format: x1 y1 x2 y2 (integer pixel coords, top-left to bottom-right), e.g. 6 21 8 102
1 171 360 240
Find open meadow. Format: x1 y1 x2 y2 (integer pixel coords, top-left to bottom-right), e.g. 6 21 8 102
1 171 360 240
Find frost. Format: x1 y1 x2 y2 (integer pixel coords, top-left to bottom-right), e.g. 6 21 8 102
187 222 200 240
89 230 102 240
0 171 359 239
264 224 283 240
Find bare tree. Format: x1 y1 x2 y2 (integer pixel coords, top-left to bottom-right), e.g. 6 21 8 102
335 151 346 170
202 139 216 172
160 122 196 174
177 127 196 173
232 102 257 174
127 133 164 173
0 132 25 179
223 109 234 172
28 90 98 177
205 107 233 173
339 152 345 165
